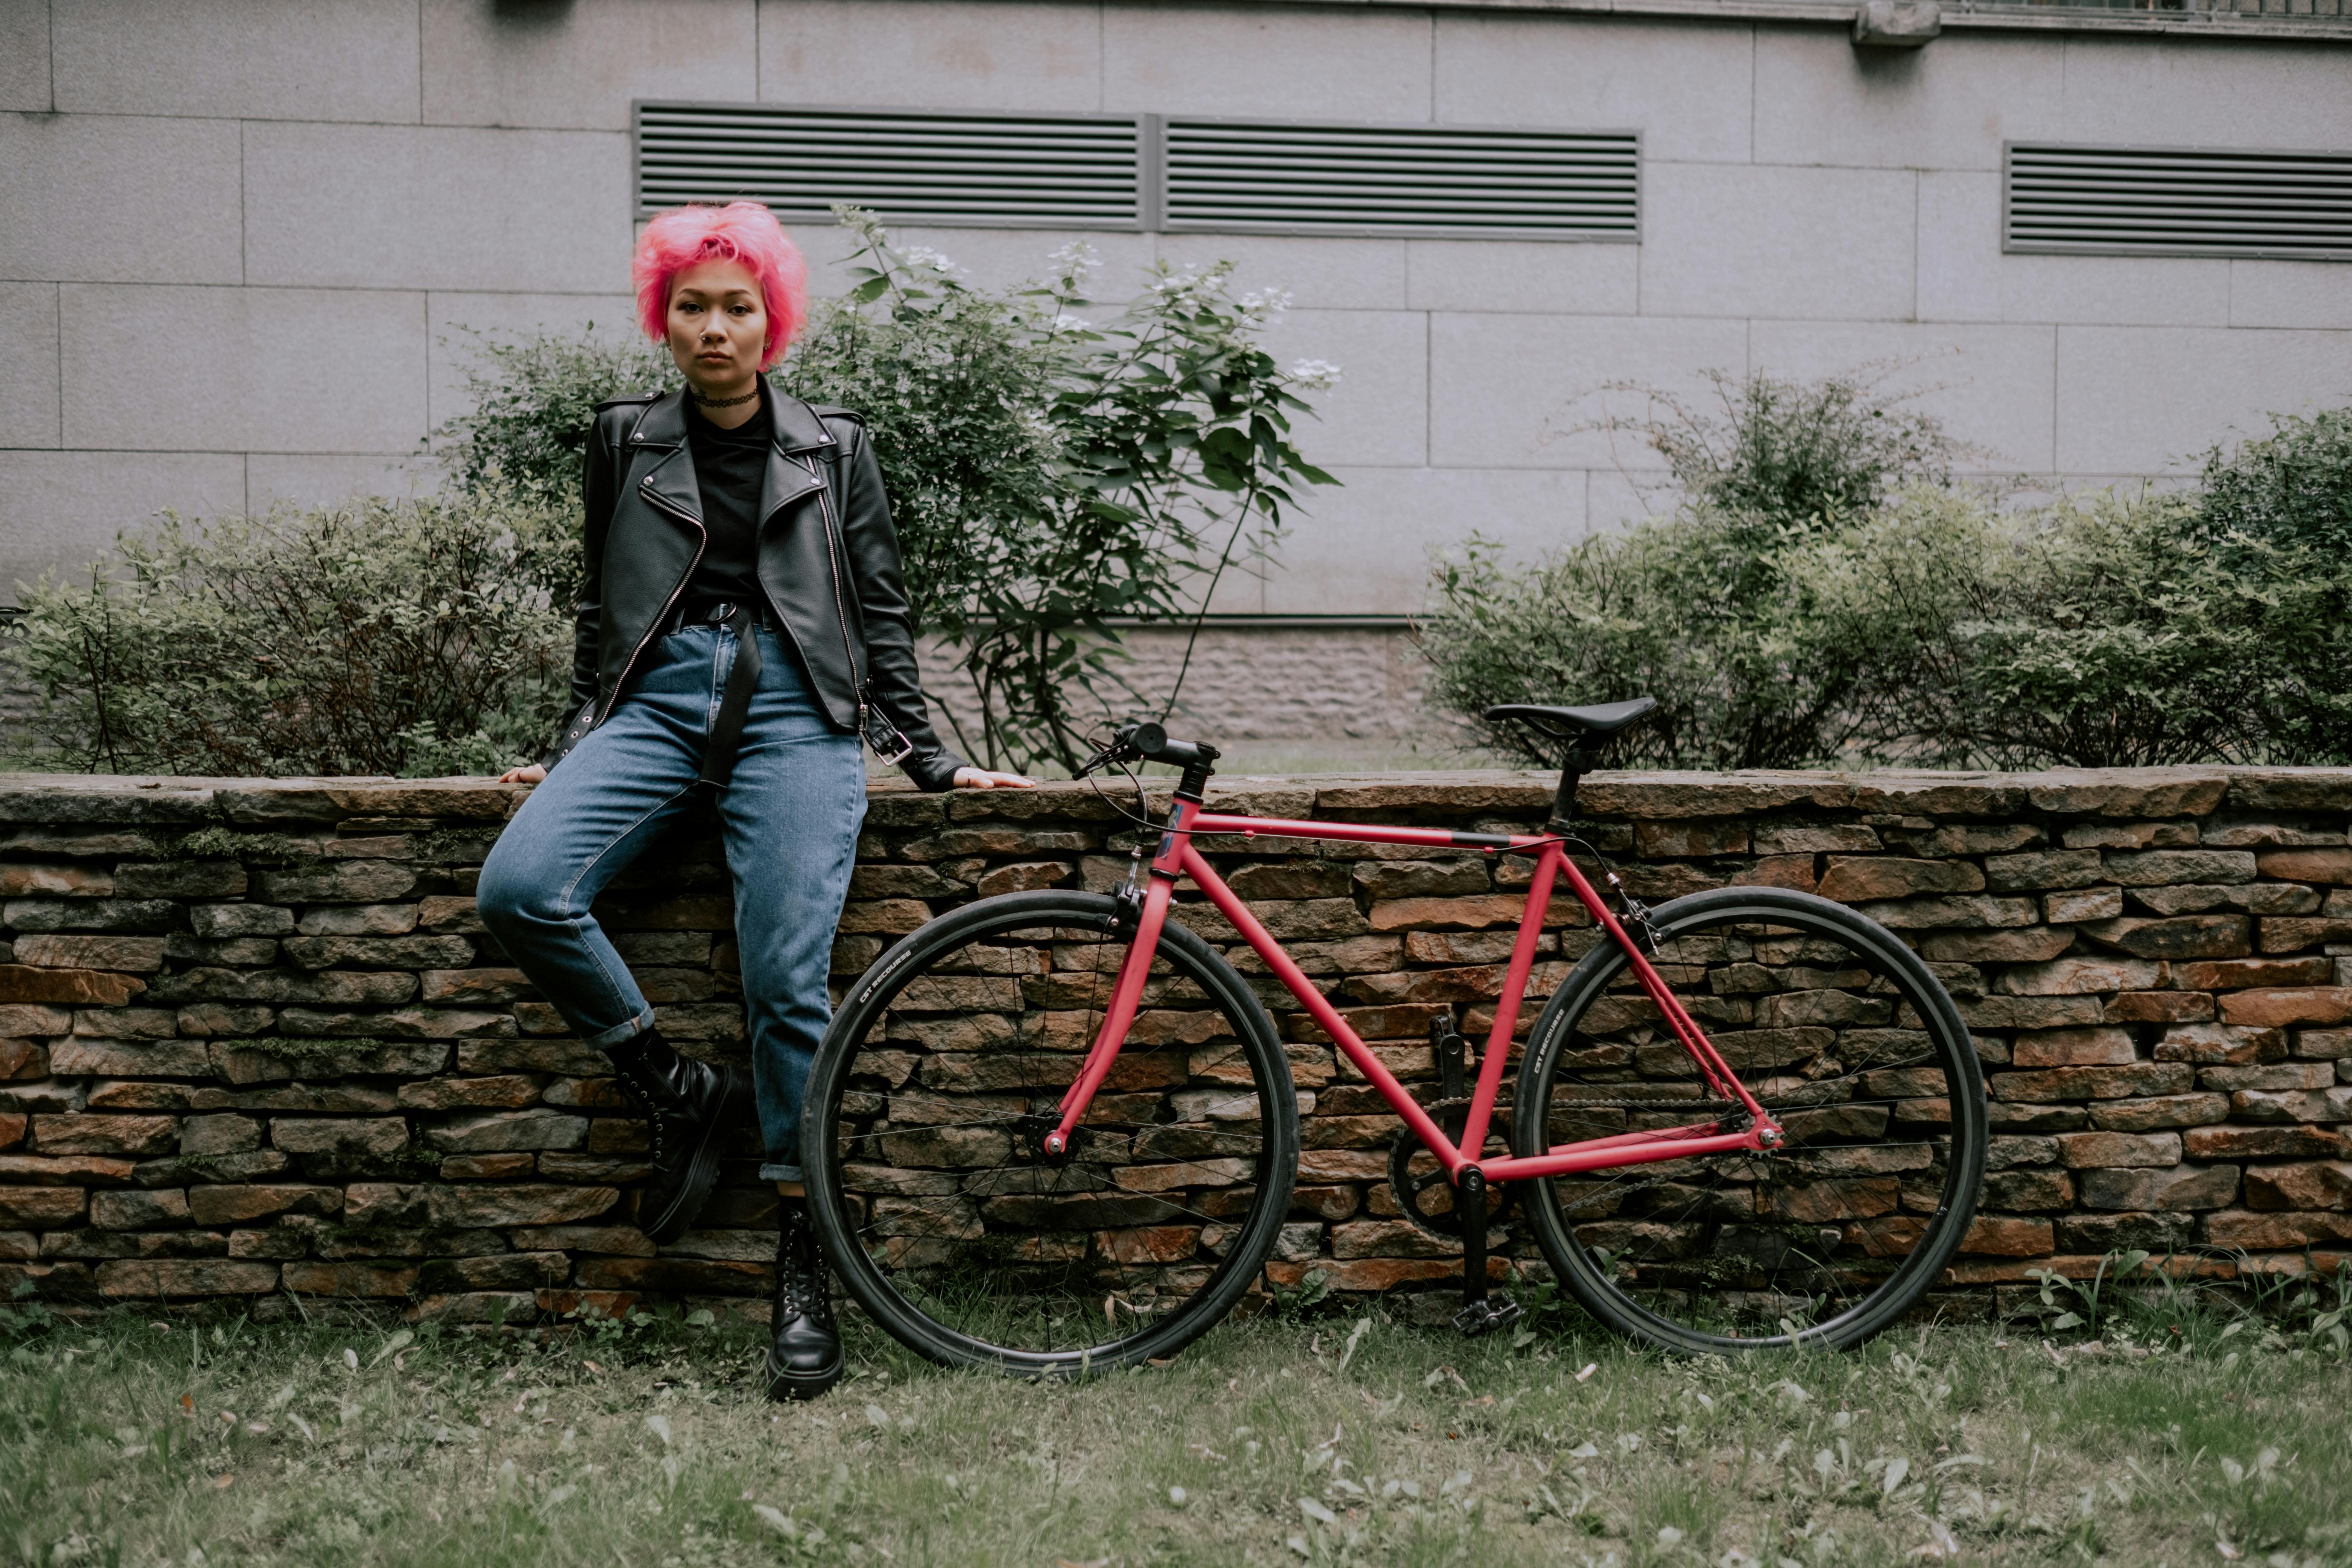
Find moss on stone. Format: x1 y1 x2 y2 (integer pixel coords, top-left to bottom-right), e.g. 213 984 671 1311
168 827 314 865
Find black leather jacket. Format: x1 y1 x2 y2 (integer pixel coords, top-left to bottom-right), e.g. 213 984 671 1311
539 383 969 791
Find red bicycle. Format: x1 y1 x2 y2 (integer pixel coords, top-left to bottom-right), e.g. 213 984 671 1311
803 700 1987 1371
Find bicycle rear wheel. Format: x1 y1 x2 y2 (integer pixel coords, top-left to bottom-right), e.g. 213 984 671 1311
1513 886 1986 1352
801 890 1298 1375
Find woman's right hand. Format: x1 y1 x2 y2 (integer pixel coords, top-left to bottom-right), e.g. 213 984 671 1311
498 764 547 785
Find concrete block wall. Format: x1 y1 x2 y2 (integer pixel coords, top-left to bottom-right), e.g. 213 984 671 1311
0 766 2347 1325
2 0 2349 623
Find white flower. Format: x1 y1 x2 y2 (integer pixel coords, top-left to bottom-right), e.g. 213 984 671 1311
901 245 963 277
1045 239 1099 285
1238 288 1295 325
1053 313 1093 333
1286 358 1343 391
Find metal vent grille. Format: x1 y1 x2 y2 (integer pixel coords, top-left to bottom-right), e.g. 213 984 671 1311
2005 142 2352 260
635 103 1142 229
1164 119 1640 239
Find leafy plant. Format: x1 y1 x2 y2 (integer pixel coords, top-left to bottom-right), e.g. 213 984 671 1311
1427 368 1968 772
1589 364 1966 530
2195 406 2352 555
2189 409 2352 765
1792 489 2269 767
437 328 677 510
1423 372 2352 770
2026 1251 2151 1336
827 217 1334 771
1268 1267 1335 1319
7 496 573 777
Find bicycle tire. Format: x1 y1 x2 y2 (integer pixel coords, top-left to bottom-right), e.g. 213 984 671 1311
801 890 1300 1376
1513 886 1986 1353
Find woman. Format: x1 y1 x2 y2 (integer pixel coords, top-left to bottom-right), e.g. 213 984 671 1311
478 202 1031 1402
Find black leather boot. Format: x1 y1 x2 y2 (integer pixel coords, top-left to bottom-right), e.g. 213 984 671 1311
765 1196 843 1400
606 1026 746 1246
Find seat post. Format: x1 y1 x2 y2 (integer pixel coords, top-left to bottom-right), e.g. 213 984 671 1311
1548 744 1598 836
1548 767 1581 837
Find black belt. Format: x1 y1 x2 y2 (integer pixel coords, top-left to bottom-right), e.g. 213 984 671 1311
660 597 771 637
664 600 766 792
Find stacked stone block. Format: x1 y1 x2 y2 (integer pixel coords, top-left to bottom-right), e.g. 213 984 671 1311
0 766 2346 1323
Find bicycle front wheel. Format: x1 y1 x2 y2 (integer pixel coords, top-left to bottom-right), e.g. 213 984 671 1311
801 890 1298 1376
1513 886 1986 1353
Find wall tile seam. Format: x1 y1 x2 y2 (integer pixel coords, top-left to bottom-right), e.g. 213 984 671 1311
1407 0 2352 44
2050 323 2352 340
233 118 625 137
7 109 246 128
46 282 433 296
0 446 431 461
26 110 524 131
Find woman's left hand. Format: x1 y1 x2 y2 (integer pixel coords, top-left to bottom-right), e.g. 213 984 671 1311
952 767 1037 789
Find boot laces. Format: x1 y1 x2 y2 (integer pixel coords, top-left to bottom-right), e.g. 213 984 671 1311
616 1055 689 1169
776 1209 834 1326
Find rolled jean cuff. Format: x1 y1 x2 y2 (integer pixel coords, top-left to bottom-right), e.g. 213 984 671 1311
759 1162 804 1184
586 1004 659 1050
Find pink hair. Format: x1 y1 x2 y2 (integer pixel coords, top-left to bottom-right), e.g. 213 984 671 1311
632 202 809 371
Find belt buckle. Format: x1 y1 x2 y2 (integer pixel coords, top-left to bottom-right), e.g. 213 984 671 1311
862 705 916 765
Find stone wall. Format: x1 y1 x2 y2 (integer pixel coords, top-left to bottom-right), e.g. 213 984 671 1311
0 766 2347 1326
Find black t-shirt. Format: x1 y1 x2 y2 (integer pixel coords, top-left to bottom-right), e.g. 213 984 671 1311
680 392 773 619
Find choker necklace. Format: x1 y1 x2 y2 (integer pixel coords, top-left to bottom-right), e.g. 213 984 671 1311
692 387 760 409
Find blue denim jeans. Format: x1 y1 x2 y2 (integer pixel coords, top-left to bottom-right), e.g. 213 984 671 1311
477 623 866 1183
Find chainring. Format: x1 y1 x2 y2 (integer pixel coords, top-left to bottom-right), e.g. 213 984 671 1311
1388 1100 1517 1240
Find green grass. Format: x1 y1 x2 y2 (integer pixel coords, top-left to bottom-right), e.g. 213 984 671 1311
3 1292 2348 1568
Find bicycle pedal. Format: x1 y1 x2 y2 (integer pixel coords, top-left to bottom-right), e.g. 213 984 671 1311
1450 1294 1525 1337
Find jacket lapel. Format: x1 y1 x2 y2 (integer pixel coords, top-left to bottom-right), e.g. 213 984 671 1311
627 389 703 525
760 386 833 523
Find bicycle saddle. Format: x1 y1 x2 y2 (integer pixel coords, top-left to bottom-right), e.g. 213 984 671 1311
1483 697 1657 740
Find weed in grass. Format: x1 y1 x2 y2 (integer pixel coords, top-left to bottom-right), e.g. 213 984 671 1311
2027 1249 2151 1336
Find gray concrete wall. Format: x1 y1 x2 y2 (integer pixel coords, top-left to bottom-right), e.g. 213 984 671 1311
2 0 2349 625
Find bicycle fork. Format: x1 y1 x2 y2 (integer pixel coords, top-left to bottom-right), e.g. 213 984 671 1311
1043 862 1174 1158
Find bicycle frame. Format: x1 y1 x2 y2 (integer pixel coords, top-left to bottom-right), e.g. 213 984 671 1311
1041 795 1787 1185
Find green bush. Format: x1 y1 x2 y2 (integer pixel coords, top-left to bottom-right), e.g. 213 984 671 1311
1426 368 1966 770
9 497 572 778
1423 514 1868 772
1790 491 2268 767
1423 379 2352 770
437 328 676 509
1594 365 1963 530
2190 410 2352 764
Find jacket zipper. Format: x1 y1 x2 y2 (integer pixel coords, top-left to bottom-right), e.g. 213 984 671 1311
799 453 867 731
597 479 706 730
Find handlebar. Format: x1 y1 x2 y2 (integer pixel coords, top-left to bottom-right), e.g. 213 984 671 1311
1075 722 1222 778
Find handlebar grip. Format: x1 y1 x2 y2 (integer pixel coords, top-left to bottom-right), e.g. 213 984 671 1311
1113 721 1218 768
